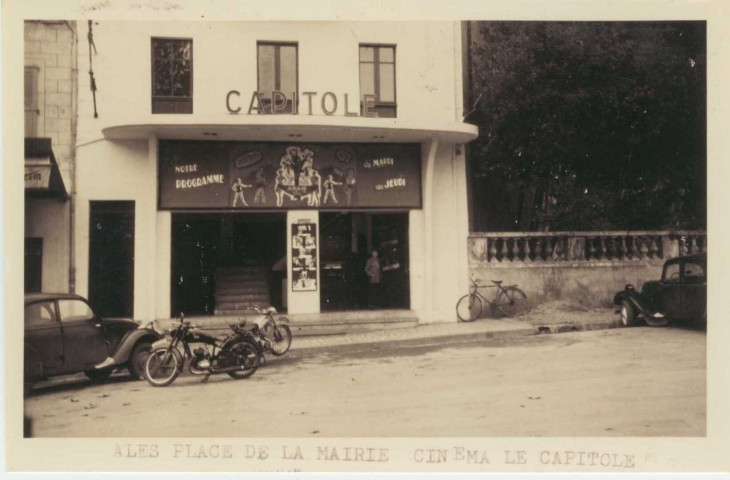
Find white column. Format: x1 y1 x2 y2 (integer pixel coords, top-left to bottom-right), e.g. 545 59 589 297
452 145 470 308
421 137 439 323
408 209 426 315
155 210 171 320
286 210 320 314
133 134 159 321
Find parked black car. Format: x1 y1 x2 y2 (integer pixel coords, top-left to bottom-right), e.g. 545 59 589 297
24 293 162 394
613 252 706 328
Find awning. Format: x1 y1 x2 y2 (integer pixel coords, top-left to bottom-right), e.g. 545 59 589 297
25 137 68 199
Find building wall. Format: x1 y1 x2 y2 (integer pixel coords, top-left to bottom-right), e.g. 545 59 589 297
24 21 76 294
24 197 70 292
25 21 76 188
76 21 461 143
74 21 472 322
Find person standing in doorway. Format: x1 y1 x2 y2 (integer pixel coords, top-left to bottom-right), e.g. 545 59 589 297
365 249 382 309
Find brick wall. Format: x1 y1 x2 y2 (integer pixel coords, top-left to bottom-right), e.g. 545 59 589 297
24 21 76 189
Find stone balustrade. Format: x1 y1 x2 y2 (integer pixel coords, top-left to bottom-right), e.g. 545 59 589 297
468 231 707 265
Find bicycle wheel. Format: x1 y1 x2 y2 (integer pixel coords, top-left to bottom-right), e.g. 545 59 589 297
268 323 292 356
496 286 528 317
144 348 182 387
224 338 261 379
456 294 483 322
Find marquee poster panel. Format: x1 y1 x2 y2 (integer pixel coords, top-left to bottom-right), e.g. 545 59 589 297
291 222 317 292
159 141 421 210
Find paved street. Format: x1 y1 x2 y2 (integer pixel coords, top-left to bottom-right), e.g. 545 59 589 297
24 326 705 437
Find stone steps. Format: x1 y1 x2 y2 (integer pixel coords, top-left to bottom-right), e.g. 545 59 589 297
214 266 271 316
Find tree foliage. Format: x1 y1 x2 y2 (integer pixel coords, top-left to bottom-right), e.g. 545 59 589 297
468 22 706 232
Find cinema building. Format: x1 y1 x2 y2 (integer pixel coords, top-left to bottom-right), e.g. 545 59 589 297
73 22 477 324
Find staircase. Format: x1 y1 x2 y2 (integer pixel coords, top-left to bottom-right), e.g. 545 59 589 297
214 266 271 315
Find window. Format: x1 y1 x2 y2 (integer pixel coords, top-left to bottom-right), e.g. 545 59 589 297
359 45 396 118
683 262 705 284
58 299 95 323
151 38 193 114
25 67 40 136
257 42 298 114
25 301 56 328
663 262 680 283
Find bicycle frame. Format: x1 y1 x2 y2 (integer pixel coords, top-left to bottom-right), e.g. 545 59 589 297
469 282 510 309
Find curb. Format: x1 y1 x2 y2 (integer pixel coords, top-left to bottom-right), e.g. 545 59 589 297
285 319 623 356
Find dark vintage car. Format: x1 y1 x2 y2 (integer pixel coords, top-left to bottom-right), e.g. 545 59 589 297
24 293 162 393
613 252 706 328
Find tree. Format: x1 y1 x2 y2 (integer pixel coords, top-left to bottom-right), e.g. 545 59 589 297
467 22 706 232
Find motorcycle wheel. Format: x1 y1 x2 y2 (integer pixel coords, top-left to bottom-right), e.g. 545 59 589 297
144 348 182 387
268 323 292 356
224 338 261 379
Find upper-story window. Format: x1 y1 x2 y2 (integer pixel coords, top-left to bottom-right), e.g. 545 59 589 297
359 45 396 118
151 38 193 114
25 66 40 136
257 42 298 114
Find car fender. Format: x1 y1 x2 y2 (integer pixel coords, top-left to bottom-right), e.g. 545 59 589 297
613 290 652 317
110 329 161 365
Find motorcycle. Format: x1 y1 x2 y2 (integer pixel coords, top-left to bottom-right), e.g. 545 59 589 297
144 314 262 387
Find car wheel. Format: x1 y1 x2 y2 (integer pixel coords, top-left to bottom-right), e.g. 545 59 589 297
620 300 637 327
85 368 113 383
128 341 152 380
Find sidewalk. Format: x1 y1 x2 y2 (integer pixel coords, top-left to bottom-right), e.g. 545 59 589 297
166 302 621 354
288 306 621 353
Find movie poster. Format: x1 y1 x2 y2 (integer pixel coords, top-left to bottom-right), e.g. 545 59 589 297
291 222 317 292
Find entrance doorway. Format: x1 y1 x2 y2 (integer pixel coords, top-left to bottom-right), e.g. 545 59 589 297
171 213 286 316
319 212 409 311
24 237 43 293
88 201 135 317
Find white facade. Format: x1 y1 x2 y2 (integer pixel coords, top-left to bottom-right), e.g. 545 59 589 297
74 21 476 322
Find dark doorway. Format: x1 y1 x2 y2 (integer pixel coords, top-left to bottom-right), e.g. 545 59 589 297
24 237 43 293
319 212 409 311
171 217 220 316
372 213 410 309
170 213 287 315
88 201 135 317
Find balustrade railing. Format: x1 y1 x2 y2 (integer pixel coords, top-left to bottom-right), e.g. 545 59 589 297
468 231 706 264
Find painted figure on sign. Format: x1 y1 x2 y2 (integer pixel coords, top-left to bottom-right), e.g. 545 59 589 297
231 177 252 207
306 167 322 206
323 174 343 204
254 168 267 204
344 168 356 206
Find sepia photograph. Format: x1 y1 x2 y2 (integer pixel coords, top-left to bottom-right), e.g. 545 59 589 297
3 0 729 475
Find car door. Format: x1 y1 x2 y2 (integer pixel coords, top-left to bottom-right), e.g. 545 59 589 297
57 298 110 373
680 260 706 320
25 300 64 377
656 260 683 318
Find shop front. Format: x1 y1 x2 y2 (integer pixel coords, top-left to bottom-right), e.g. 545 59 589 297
158 140 420 316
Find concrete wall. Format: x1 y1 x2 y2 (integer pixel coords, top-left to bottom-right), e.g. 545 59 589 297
24 197 70 292
76 21 462 143
74 138 161 321
470 261 665 308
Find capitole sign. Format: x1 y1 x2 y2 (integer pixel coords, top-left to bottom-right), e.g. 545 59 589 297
226 91 379 117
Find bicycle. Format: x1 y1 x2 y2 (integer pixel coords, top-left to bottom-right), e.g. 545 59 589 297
456 278 528 322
